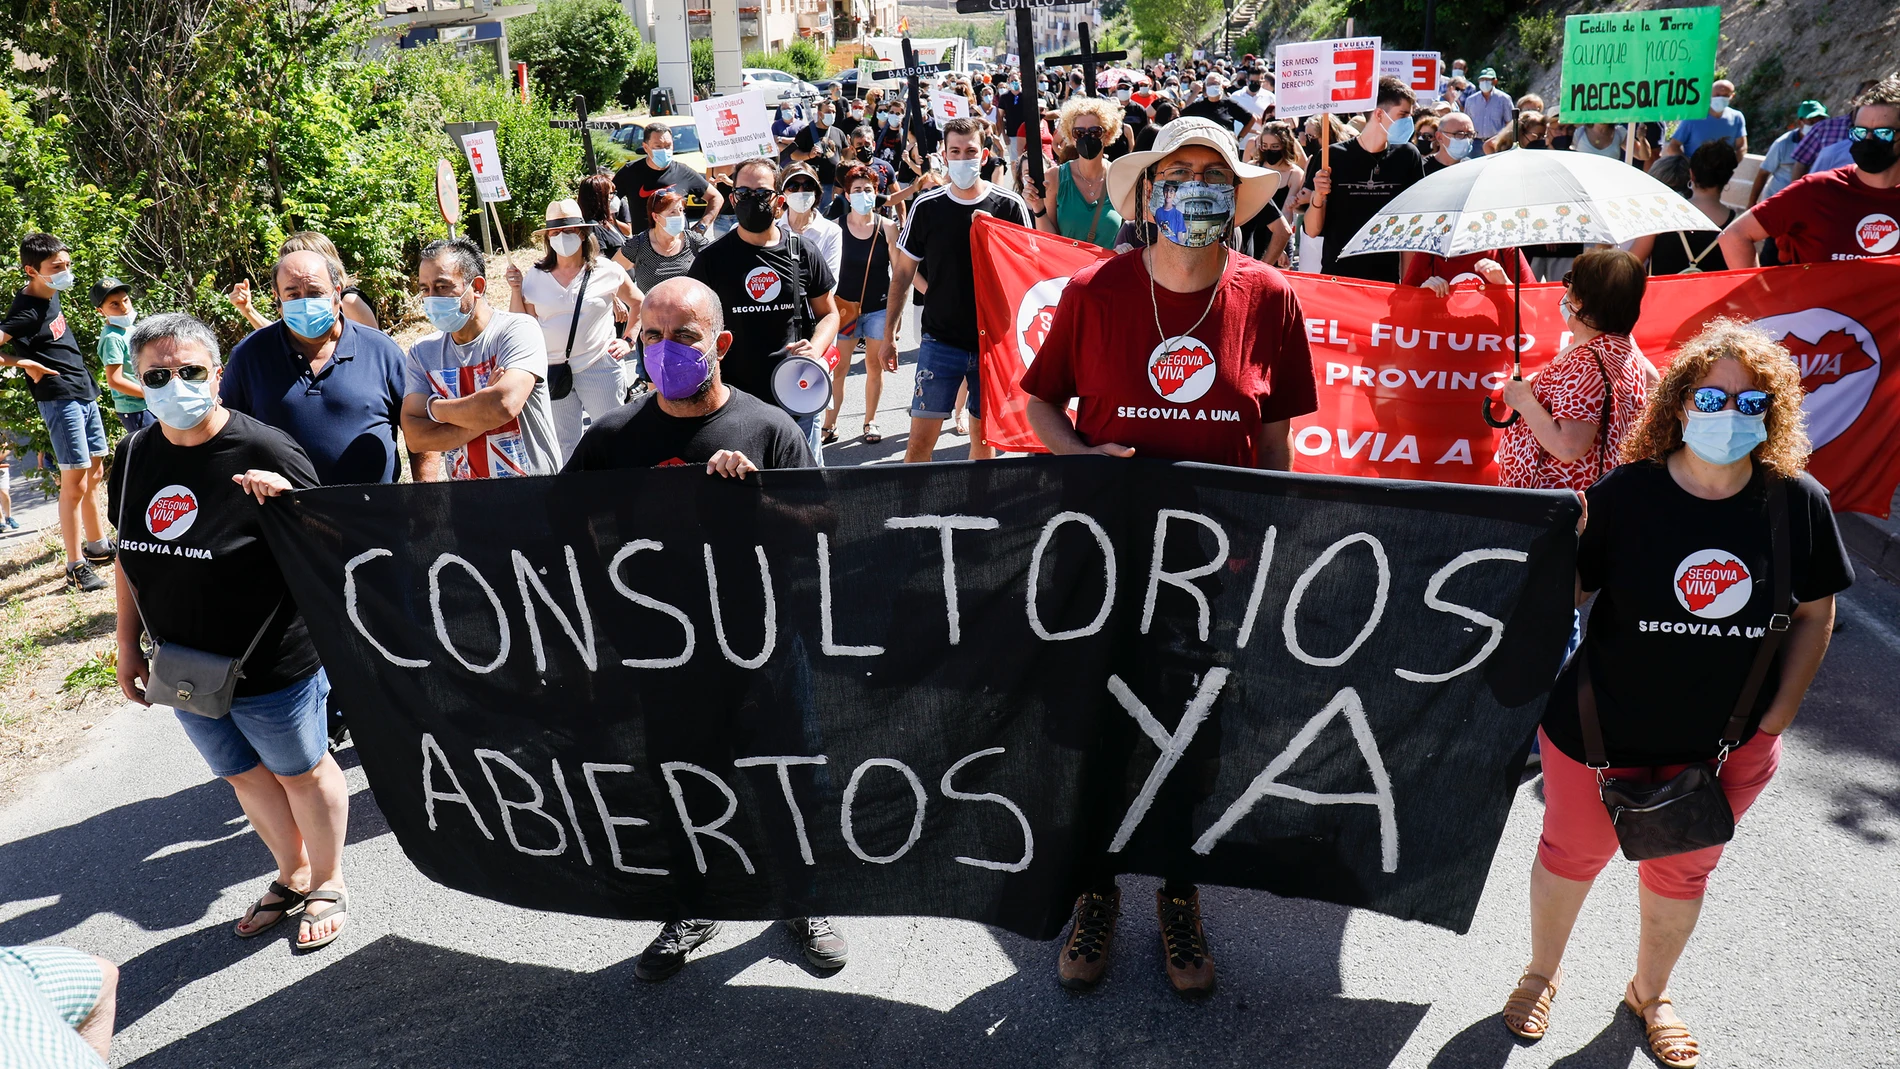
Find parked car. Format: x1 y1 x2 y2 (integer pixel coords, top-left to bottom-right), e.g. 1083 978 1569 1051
815 68 867 99
611 115 710 174
741 67 820 105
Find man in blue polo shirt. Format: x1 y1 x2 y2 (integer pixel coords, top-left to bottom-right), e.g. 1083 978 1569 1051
1667 78 1747 162
221 249 427 483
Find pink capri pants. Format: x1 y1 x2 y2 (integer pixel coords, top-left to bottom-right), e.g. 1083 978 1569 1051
1536 726 1782 900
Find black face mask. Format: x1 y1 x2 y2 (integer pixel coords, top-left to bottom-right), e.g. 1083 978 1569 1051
1262 148 1286 165
1850 135 1900 175
855 146 873 163
1075 132 1104 159
1248 81 1261 92
733 189 777 233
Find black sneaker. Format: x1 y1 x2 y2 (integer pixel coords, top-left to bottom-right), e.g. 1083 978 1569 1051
82 539 117 564
786 916 848 970
64 562 107 592
634 919 720 982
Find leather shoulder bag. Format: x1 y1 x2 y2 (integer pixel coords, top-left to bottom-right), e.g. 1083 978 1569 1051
545 262 594 402
117 429 284 719
1576 476 1792 860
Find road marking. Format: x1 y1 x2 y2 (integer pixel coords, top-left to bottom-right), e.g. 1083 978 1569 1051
1838 594 1900 652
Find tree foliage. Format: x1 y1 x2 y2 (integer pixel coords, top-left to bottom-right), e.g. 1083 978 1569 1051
509 0 642 113
1127 0 1223 57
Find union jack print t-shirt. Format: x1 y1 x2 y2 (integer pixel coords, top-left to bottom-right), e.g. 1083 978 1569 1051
404 311 561 480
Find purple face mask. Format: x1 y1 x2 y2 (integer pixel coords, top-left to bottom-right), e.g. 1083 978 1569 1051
643 337 714 400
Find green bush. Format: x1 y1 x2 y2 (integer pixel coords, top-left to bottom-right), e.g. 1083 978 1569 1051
781 39 833 82
509 0 642 113
1516 12 1558 67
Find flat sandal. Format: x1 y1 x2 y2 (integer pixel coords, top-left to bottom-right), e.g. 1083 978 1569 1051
1501 966 1560 1040
1625 980 1701 1068
234 880 305 938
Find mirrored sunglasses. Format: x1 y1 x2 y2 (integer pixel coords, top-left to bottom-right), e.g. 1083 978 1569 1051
1691 387 1772 416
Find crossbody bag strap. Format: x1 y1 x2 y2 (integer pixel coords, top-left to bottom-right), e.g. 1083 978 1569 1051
855 220 881 307
1719 476 1794 753
783 232 813 339
560 263 595 369
1575 648 1611 770
114 427 159 648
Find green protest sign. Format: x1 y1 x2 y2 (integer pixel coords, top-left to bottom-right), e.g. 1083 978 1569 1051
1560 5 1721 123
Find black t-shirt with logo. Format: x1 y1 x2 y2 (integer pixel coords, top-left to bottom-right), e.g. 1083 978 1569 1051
685 230 835 404
106 412 324 697
796 123 850 187
2 291 98 403
563 387 814 473
1542 461 1853 766
613 158 713 231
897 184 1031 352
1300 138 1425 281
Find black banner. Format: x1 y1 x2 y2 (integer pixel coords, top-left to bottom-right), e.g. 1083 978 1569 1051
259 459 1578 939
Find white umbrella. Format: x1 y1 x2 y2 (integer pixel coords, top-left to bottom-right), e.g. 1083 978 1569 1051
1334 149 1721 427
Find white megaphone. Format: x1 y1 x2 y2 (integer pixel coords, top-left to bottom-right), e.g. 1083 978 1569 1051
770 345 839 417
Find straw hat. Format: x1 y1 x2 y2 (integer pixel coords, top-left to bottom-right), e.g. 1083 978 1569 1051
531 198 589 238
1105 117 1280 226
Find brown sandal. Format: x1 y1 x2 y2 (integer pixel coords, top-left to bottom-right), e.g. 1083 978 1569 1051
1501 966 1560 1040
1625 981 1701 1068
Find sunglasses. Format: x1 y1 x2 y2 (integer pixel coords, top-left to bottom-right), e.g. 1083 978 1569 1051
141 364 212 389
1691 386 1772 416
782 180 819 193
1849 125 1899 144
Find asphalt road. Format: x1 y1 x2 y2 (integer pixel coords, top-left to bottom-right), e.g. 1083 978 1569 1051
4 352 1899 1068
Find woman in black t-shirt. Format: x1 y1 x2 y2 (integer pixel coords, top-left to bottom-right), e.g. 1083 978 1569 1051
824 165 900 443
1500 319 1850 1067
108 312 356 954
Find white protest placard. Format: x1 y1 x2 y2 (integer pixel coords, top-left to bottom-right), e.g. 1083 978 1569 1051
1380 50 1441 95
690 90 775 167
1273 36 1382 118
931 89 969 126
457 129 511 203
1193 49 1206 61
1005 52 1019 68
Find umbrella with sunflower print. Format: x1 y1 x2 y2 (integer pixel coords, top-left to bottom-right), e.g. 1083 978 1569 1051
1335 149 1718 426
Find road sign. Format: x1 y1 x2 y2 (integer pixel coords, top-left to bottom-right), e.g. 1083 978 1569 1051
434 158 461 237
545 120 620 131
548 94 605 173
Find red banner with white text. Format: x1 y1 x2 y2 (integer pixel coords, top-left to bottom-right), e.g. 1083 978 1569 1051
973 217 1900 517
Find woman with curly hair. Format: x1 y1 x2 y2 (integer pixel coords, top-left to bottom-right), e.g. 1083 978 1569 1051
1022 95 1124 248
1500 317 1852 1067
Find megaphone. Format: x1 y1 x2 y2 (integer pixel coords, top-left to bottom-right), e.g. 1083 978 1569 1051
770 345 840 417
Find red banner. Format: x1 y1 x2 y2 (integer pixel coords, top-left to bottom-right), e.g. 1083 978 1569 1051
973 217 1900 517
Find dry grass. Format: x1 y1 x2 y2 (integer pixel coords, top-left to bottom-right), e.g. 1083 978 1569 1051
0 525 123 797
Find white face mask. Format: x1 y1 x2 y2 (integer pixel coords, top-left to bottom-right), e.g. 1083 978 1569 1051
945 157 981 189
1479 79 1495 93
549 232 582 258
1709 95 1730 113
1117 88 1132 102
785 192 817 213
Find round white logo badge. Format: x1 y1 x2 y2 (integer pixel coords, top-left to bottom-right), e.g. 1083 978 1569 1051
1672 550 1753 619
1015 276 1071 368
743 266 783 303
1753 307 1882 450
1855 213 1900 255
146 484 200 542
1146 334 1217 404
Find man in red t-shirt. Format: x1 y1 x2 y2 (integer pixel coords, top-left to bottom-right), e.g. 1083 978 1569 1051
1718 76 1900 267
1021 117 1317 997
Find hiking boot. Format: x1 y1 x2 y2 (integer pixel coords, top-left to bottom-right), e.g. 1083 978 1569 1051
634 919 721 982
1157 888 1215 996
1056 888 1120 990
64 561 107 592
82 538 117 564
786 917 848 970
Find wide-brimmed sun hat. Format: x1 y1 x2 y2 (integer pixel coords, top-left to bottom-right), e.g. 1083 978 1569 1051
1106 116 1280 226
531 198 589 239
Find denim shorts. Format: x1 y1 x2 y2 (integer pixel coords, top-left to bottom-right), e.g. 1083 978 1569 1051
174 669 332 778
840 307 888 346
35 400 107 471
909 334 981 420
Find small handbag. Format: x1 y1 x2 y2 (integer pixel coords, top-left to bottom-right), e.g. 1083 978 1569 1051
117 429 283 719
1575 477 1792 861
545 262 594 401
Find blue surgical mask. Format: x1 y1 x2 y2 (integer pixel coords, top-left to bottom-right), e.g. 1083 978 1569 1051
1387 116 1415 145
946 158 982 189
1709 96 1730 113
649 148 672 168
44 269 75 292
1682 409 1767 466
105 310 137 330
1009 80 1021 92
281 296 337 339
849 191 877 214
1445 135 1478 160
146 373 216 431
662 214 686 236
424 294 471 334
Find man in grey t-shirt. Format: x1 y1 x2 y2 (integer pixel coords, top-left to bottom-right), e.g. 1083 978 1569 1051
400 238 561 479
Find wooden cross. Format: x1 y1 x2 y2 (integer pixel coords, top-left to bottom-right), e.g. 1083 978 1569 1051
545 94 619 174
1045 22 1127 99
956 0 1067 189
871 38 949 150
